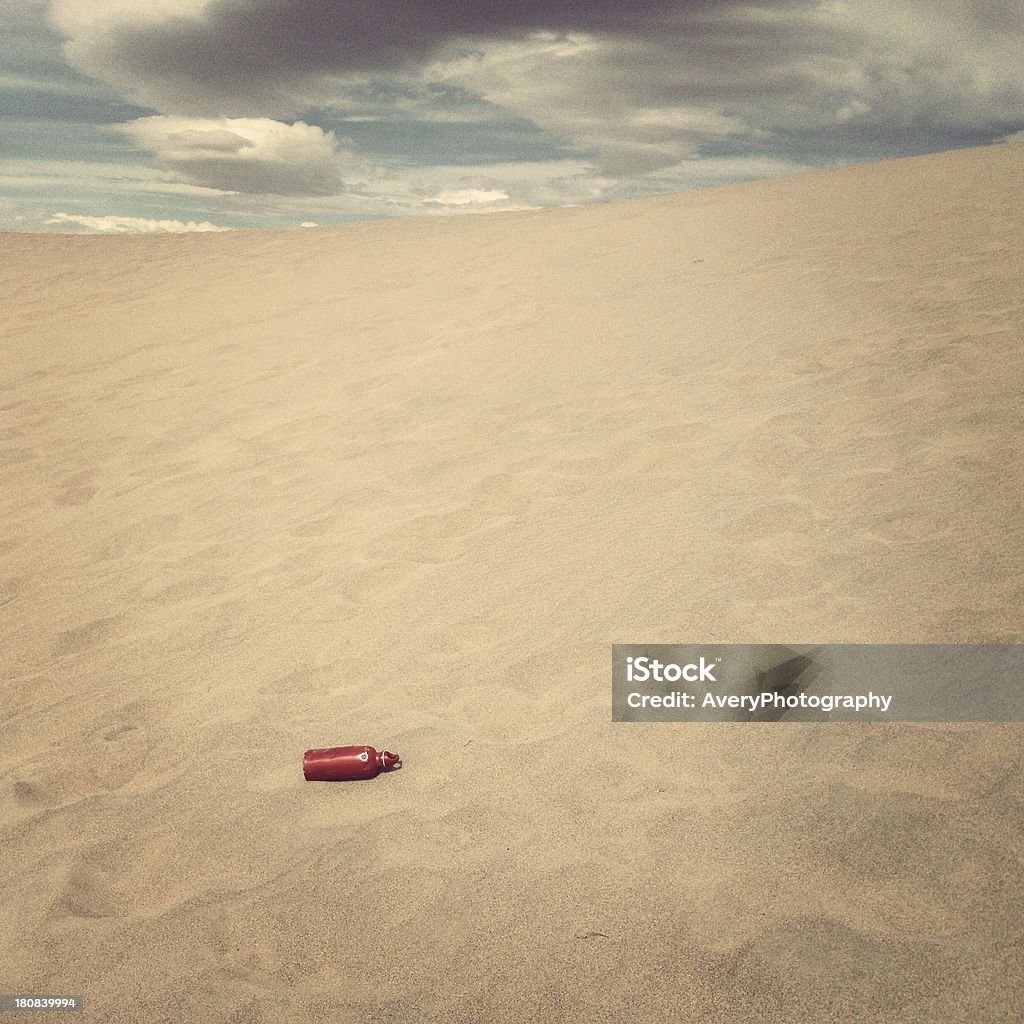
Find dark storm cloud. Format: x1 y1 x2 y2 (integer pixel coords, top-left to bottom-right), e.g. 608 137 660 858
59 0 817 115
80 0 775 73
60 2 1024 146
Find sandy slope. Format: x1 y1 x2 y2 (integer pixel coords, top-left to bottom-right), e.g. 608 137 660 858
2 143 1023 1022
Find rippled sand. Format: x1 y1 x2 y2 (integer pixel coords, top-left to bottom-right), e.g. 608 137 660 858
2 142 1023 1022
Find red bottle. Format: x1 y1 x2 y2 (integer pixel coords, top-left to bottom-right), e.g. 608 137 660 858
303 745 401 781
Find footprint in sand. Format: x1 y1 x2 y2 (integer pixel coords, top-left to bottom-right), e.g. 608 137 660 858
52 839 137 920
141 574 231 605
95 514 179 560
12 779 53 808
864 512 952 545
54 470 98 507
291 514 340 538
54 484 98 506
0 576 22 607
0 446 35 467
52 614 127 657
102 723 139 742
88 700 155 791
339 560 432 604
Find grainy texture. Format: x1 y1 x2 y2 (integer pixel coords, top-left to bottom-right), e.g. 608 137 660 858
2 143 1023 1023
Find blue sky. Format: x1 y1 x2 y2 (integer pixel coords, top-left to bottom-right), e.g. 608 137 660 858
3 0 1023 232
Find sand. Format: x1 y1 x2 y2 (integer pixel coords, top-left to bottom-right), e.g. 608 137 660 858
2 142 1023 1022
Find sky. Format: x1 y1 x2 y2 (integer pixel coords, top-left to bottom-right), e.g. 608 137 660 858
3 0 1023 232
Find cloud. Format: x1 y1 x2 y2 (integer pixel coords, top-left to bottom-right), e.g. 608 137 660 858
34 0 1024 224
429 4 1024 175
46 211 229 232
48 1 1024 187
113 115 347 195
50 0 721 115
425 188 509 206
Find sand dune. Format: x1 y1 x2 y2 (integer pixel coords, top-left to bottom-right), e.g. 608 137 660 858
2 143 1023 1022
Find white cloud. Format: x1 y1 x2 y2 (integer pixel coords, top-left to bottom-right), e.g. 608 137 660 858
113 116 348 196
45 211 230 232
425 32 742 176
50 0 208 31
425 188 509 206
